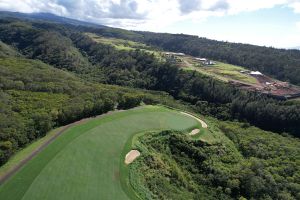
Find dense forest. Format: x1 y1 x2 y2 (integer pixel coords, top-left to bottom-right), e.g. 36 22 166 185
130 125 300 199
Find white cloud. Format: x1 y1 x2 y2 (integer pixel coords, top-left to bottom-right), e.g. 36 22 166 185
296 21 300 30
226 0 288 14
0 0 299 32
289 2 300 13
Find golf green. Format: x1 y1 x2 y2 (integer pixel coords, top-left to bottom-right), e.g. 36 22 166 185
0 106 199 200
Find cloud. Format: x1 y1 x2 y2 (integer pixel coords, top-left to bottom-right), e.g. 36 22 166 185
178 0 201 14
209 0 229 11
296 21 300 30
108 0 145 19
289 2 300 13
0 0 299 30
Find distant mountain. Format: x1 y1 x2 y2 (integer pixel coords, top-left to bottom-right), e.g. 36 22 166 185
0 11 105 28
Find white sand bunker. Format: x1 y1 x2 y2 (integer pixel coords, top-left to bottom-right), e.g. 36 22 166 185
180 112 208 128
125 150 140 164
189 129 200 136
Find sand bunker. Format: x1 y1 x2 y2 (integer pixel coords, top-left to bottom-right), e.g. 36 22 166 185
180 112 208 128
125 150 140 164
189 129 200 136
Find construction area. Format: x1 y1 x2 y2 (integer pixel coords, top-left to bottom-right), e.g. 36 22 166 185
163 52 300 100
231 71 300 100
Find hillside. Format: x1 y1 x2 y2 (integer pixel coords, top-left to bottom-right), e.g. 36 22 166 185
0 12 299 200
0 16 299 137
1 11 300 86
0 11 104 28
134 32 300 86
130 125 300 199
0 54 187 166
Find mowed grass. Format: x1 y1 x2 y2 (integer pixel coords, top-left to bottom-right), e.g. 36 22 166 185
181 57 257 84
0 106 199 200
0 127 64 178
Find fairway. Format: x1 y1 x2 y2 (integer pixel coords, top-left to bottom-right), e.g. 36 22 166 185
0 106 200 200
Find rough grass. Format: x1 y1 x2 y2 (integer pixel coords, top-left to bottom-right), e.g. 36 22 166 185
0 106 199 200
85 32 163 59
0 41 20 57
85 32 148 51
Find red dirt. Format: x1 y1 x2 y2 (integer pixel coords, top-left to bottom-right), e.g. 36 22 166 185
231 74 300 99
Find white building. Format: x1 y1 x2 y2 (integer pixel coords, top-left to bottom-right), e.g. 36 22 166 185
165 52 185 56
195 58 207 61
250 71 263 75
195 58 215 65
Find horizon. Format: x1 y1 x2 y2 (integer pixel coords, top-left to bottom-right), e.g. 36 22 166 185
0 0 300 48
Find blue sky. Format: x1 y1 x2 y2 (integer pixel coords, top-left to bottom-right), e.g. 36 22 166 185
0 0 299 48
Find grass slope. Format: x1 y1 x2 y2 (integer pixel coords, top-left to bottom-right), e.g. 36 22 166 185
0 41 20 57
85 32 149 51
0 106 199 200
0 127 64 178
182 56 257 84
85 32 163 59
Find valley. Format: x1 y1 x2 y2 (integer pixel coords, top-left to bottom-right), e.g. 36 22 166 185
0 12 299 200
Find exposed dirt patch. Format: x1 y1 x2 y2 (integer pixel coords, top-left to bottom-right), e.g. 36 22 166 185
180 112 208 128
125 150 140 165
189 129 200 136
